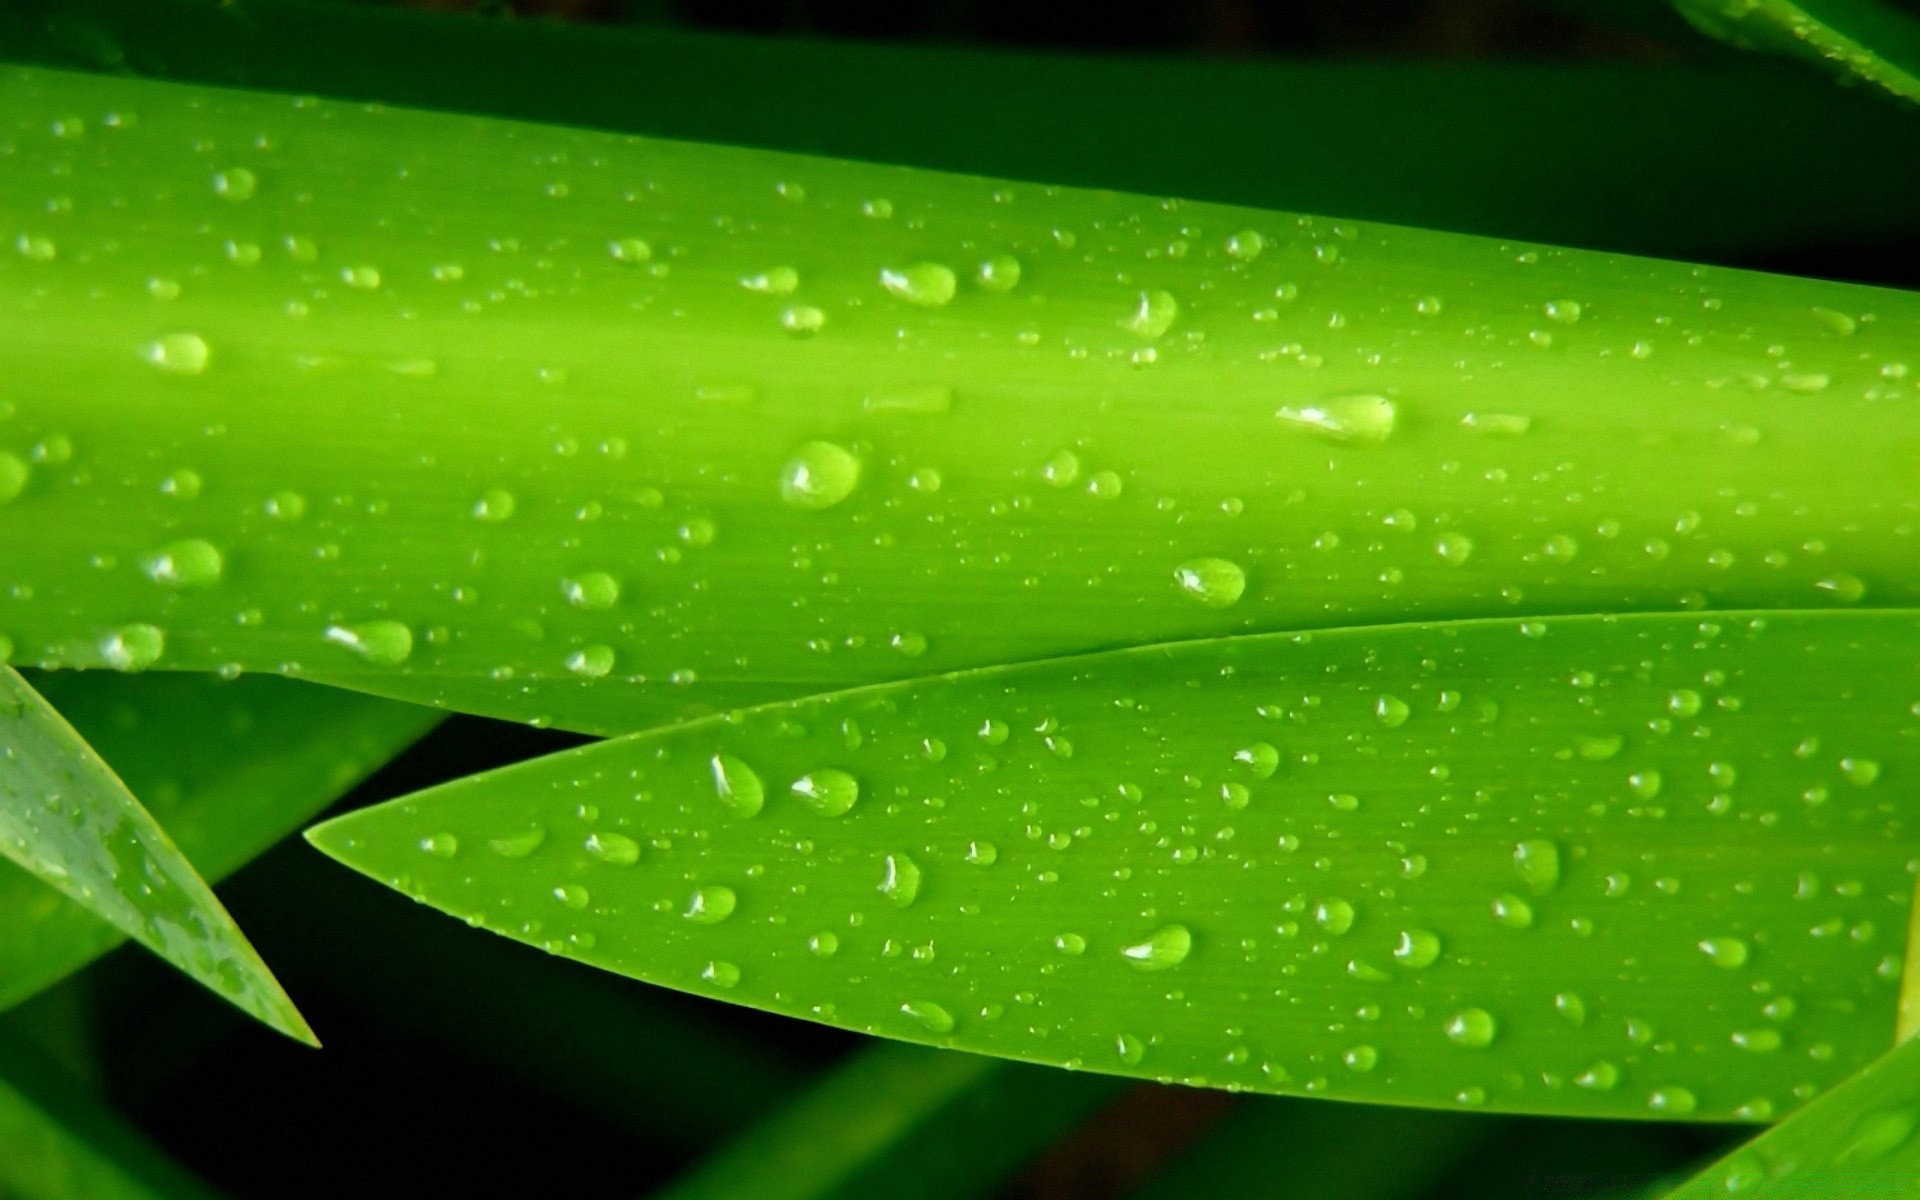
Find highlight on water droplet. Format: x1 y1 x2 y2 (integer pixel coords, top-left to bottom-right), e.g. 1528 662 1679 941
144 538 224 587
1172 557 1246 609
685 885 738 924
1120 924 1192 971
142 332 210 375
1276 395 1396 444
324 620 414 665
780 441 860 510
790 769 860 816
709 754 765 817
879 262 957 307
879 853 923 907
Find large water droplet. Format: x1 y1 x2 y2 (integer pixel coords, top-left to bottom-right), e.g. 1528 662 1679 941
710 754 765 817
879 853 922 907
584 832 641 865
880 263 957 307
0 454 27 504
101 624 165 672
1698 936 1750 968
1121 290 1179 340
1173 558 1246 608
324 621 414 665
685 885 737 924
1120 924 1192 971
144 539 223 587
1513 839 1562 896
780 442 860 510
142 332 210 375
213 167 257 201
562 572 620 609
902 1000 956 1034
1276 395 1395 444
1445 1008 1497 1048
1394 929 1442 968
791 769 859 816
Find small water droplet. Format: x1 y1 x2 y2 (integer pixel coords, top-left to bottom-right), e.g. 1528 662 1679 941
1226 230 1264 262
555 884 590 910
324 620 413 665
1276 395 1396 444
489 827 546 858
1120 924 1192 971
0 454 27 504
1375 695 1410 728
1234 742 1280 779
1491 893 1534 928
1513 839 1562 896
741 266 800 295
809 932 840 957
976 255 1021 292
1344 1044 1379 1072
1314 898 1356 935
419 833 459 859
880 262 957 307
1116 1033 1146 1064
1435 531 1474 565
902 999 955 1034
1647 1087 1697 1116
212 167 257 201
702 961 741 988
609 237 652 263
566 645 616 678
142 332 210 375
472 488 516 521
1699 936 1750 968
563 572 620 609
144 538 223 587
709 755 765 817
1121 290 1179 340
780 441 860 510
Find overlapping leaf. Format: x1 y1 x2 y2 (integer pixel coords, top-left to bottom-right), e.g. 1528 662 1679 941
1674 0 1920 104
313 611 1920 1121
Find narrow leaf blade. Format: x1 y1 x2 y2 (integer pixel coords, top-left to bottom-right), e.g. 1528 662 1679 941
310 611 1920 1121
0 666 314 1044
1674 0 1920 104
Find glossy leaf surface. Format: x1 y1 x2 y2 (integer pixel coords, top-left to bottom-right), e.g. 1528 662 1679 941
2 68 1919 735
0 671 441 1010
312 611 1920 1121
0 666 313 1043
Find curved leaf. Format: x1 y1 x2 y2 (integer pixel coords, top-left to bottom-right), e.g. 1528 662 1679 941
0 671 441 1010
1674 0 1920 104
0 666 313 1043
310 611 1919 1121
3 68 1919 735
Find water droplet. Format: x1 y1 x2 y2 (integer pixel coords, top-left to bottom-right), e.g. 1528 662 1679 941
1173 558 1246 609
864 385 952 415
702 961 741 988
566 645 616 678
685 885 737 924
142 538 224 588
1647 1087 1697 1115
1234 742 1280 779
1842 758 1882 787
1732 1029 1781 1053
780 305 826 334
791 769 859 816
419 833 459 859
266 490 307 520
1055 933 1087 955
472 488 516 522
584 832 640 865
1835 1109 1918 1165
1394 929 1441 968
1513 839 1562 896
965 840 999 866
780 441 860 510
1812 306 1857 336
1491 893 1534 928
324 621 413 665
1445 1008 1497 1048
1544 299 1582 324
1375 695 1410 728
1575 1061 1619 1090
1555 993 1587 1025
563 572 620 609
0 454 27 504
212 167 257 201
1628 770 1663 800
142 332 210 375
976 255 1021 292
488 827 546 858
1315 898 1356 935
555 884 590 910
1121 290 1179 340
1344 1045 1379 1072
609 237 651 263
809 932 840 957
1699 937 1750 968
741 266 800 295
879 853 922 907
1116 1033 1146 1064
341 265 381 290
1220 782 1251 810
902 1000 955 1034
1276 395 1396 444
1817 574 1868 603
1226 230 1264 262
1042 449 1082 487
1435 531 1474 565
1121 924 1192 971
1462 412 1532 436
708 755 765 817
880 262 957 307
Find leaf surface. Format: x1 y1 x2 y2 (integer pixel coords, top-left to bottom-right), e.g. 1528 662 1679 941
311 611 1920 1121
3 69 1919 735
0 672 440 1010
1674 0 1920 103
0 666 313 1043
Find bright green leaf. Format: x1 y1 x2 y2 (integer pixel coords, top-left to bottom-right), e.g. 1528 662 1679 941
654 1040 1119 1200
1664 1006 1920 1194
0 671 442 1011
0 666 314 1044
311 611 1920 1121
1674 0 1920 104
3 68 1920 736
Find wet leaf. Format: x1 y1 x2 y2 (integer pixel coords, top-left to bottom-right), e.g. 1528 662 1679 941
1673 0 1920 105
0 666 314 1044
311 611 1920 1120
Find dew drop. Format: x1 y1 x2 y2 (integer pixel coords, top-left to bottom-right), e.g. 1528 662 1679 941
1121 290 1179 340
1344 1045 1379 1072
142 332 210 375
1375 694 1410 728
144 538 223 587
702 961 741 988
1226 230 1265 261
609 237 652 263
685 885 737 924
1436 532 1474 565
489 827 546 858
879 853 923 907
419 833 458 859
1116 1033 1147 1064
1276 395 1396 444
780 441 861 510
1394 929 1441 968
1445 1008 1497 1048
1314 898 1356 935
212 167 257 201
1234 742 1280 779
976 255 1021 292
1648 1087 1697 1116
780 305 826 335
741 265 799 295
880 263 957 307
1173 558 1246 609
324 620 414 665
563 572 620 609
709 754 765 817
1121 924 1192 971
1513 839 1562 896
791 769 860 816
0 454 27 504
584 832 640 865
808 932 840 957
1698 936 1750 968
1491 893 1534 928
902 1000 956 1034
472 488 516 522
566 645 616 678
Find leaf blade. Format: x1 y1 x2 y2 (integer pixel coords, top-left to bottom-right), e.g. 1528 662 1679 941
0 666 314 1043
310 610 1920 1120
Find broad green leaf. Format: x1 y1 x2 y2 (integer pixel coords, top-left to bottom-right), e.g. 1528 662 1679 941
310 610 1920 1122
1663 1013 1920 1193
0 666 313 1043
1130 1095 1492 1200
1674 0 1920 104
654 1041 1120 1200
3 68 1920 735
8 1 1920 259
0 1023 220 1200
0 672 439 1010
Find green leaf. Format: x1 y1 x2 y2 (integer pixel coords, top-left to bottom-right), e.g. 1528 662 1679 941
1662 1014 1920 1194
311 610 1918 1121
0 666 314 1043
4 67 1919 735
8 0 1920 259
0 1022 221 1200
654 1041 1120 1200
1673 0 1920 104
0 671 440 1011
